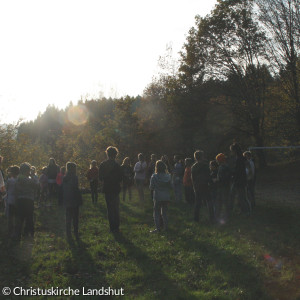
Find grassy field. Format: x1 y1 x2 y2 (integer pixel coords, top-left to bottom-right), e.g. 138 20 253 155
0 165 300 300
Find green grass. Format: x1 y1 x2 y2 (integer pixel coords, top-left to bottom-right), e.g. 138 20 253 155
1 189 300 300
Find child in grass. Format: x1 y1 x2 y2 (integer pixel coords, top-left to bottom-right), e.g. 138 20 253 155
208 160 218 222
183 158 194 205
149 160 172 233
134 153 147 202
87 160 99 204
215 153 231 222
6 165 20 237
172 155 184 202
63 162 82 240
56 166 66 205
121 157 134 202
39 167 48 207
243 151 256 209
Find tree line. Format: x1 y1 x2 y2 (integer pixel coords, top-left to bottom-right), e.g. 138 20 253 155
1 0 299 183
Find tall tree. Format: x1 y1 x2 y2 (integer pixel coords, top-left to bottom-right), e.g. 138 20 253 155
186 0 269 166
256 0 300 128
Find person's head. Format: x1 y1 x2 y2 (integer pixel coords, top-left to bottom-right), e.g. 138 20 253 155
185 158 193 167
194 150 204 162
150 154 156 162
138 153 144 162
230 143 243 157
0 156 3 165
161 155 168 163
106 146 118 159
49 158 56 166
209 160 218 171
122 157 130 166
10 166 20 178
66 162 76 175
243 151 252 160
60 166 66 174
155 160 167 174
31 166 36 175
20 162 31 177
174 155 180 163
90 160 97 168
42 166 47 175
216 153 226 165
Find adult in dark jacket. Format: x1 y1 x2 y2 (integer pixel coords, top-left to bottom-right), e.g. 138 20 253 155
99 146 123 233
63 162 82 240
191 150 210 222
15 162 38 241
47 158 60 198
229 143 251 216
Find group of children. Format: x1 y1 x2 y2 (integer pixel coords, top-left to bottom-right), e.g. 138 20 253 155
1 158 76 242
0 142 256 241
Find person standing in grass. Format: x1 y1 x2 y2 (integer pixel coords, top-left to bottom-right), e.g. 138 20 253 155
121 157 134 202
208 160 218 223
215 153 231 222
99 146 123 233
229 143 251 216
147 154 156 200
87 160 99 204
39 167 49 207
63 162 82 240
6 166 19 237
134 153 147 202
56 166 66 206
243 151 256 209
183 158 195 205
191 150 210 223
149 160 172 233
46 158 59 199
15 162 38 241
172 155 184 202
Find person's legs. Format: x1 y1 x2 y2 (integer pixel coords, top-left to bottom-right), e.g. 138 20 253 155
161 202 168 230
122 184 127 202
105 193 120 232
238 186 251 215
207 191 216 222
136 179 144 202
73 206 79 238
194 189 202 222
228 183 236 217
66 207 72 238
128 185 132 201
153 200 161 230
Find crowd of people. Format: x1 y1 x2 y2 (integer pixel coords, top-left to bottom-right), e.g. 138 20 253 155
0 142 256 242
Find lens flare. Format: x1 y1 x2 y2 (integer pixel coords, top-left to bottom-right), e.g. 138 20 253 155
67 105 89 126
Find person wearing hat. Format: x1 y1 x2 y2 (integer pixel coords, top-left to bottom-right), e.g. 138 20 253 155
215 153 231 222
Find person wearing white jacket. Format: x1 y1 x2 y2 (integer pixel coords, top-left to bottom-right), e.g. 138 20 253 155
134 153 147 202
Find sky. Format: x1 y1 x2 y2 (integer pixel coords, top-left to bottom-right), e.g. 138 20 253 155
0 0 217 124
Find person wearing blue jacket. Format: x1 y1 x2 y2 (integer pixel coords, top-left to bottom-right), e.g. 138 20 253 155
149 160 172 233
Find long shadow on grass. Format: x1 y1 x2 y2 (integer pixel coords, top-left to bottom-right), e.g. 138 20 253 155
66 238 109 296
174 234 267 299
0 217 33 291
223 204 300 256
113 232 199 300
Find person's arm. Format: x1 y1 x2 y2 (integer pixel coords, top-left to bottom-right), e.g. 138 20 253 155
134 162 141 173
0 171 5 192
98 163 104 181
149 174 156 190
